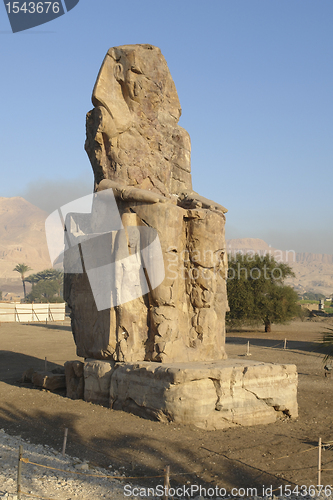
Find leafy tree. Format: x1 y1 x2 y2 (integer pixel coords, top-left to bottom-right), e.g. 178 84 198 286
297 306 310 322
26 279 63 303
227 253 299 332
25 268 64 303
13 263 32 300
26 269 63 296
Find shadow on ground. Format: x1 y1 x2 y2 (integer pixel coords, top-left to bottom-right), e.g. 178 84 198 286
226 336 329 356
0 399 295 493
0 351 63 384
21 322 72 332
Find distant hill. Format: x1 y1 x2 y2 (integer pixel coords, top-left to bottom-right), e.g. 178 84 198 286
226 238 333 264
0 197 52 296
226 238 333 296
0 198 331 298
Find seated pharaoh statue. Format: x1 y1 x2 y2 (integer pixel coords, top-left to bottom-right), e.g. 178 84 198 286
64 44 228 363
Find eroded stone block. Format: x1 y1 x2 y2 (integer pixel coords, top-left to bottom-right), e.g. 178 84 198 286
31 370 66 392
84 359 115 406
109 360 298 430
64 361 84 400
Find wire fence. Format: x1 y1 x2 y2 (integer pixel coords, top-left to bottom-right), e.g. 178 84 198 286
13 436 333 500
0 303 65 322
6 338 333 499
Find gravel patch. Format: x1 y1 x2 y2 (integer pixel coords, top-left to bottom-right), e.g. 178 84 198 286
0 428 126 499
0 428 331 500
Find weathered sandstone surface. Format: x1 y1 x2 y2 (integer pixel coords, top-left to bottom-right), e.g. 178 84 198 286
64 44 228 364
77 359 298 429
31 370 66 391
64 360 84 400
83 359 115 406
62 45 298 428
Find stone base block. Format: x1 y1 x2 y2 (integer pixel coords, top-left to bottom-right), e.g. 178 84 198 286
84 359 115 406
31 370 66 392
109 360 298 430
65 361 84 400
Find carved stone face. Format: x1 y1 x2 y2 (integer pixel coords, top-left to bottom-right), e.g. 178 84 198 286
85 44 192 196
92 44 181 131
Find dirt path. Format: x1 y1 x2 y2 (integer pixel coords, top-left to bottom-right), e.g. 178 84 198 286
1 318 333 493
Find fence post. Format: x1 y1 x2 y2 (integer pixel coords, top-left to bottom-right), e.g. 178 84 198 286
284 338 287 350
318 437 322 486
17 445 23 500
62 427 68 456
163 465 170 500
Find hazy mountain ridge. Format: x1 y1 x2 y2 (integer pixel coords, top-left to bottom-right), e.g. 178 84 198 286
0 198 331 297
227 238 333 296
226 238 333 264
0 197 52 294
295 252 333 264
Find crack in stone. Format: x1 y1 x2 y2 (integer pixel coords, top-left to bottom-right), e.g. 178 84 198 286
210 378 222 410
242 386 291 416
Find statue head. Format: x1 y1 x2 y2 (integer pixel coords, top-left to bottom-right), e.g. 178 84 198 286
85 44 192 196
92 44 182 130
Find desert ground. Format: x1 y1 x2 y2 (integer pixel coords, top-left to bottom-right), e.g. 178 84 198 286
1 317 333 495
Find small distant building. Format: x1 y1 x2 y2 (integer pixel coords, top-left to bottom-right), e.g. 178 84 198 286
319 299 325 311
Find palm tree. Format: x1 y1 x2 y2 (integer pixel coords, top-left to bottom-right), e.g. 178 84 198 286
25 269 64 301
26 269 63 296
13 263 32 301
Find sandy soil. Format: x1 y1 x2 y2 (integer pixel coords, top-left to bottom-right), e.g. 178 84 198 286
1 318 333 494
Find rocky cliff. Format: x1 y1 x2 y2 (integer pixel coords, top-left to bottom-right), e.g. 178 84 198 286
0 197 51 295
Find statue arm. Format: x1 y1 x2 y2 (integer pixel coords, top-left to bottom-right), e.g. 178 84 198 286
178 191 227 213
97 179 168 204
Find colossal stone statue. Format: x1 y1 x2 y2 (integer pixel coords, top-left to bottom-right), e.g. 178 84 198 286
64 44 228 364
60 45 298 430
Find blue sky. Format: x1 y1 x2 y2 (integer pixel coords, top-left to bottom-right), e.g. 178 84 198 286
0 0 332 254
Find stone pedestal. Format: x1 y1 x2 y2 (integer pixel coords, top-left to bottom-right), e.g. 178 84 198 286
81 359 298 430
64 361 84 400
84 359 115 406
